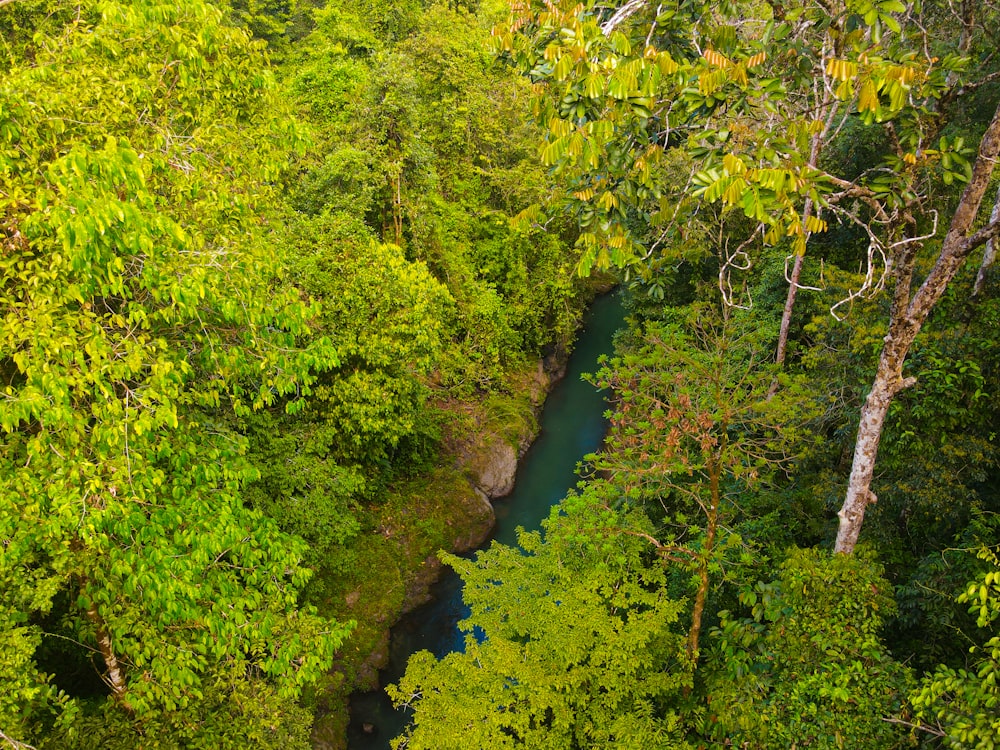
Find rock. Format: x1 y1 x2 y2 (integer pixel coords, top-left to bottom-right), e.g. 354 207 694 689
400 555 445 615
451 488 495 553
527 360 550 409
470 438 518 499
542 343 569 384
354 629 390 692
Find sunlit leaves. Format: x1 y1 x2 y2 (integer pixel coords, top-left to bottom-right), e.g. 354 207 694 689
0 1 347 743
493 0 971 301
388 493 692 750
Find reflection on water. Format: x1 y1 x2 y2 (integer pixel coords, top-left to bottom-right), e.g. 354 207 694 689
346 291 626 749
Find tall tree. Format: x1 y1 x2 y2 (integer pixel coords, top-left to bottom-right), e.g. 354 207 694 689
0 1 349 744
589 305 813 660
494 0 1000 553
834 102 1000 553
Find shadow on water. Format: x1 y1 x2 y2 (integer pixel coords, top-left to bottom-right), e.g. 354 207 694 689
346 291 627 749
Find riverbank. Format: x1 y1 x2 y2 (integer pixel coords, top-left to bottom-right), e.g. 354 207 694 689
308 362 560 748
309 287 617 748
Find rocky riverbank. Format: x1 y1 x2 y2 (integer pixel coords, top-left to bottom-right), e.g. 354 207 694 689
310 354 570 749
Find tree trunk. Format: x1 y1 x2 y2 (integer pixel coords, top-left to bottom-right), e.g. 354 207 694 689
83 591 131 711
972 183 1000 296
834 102 1000 554
774 108 829 369
833 348 914 553
687 455 721 662
774 250 804 368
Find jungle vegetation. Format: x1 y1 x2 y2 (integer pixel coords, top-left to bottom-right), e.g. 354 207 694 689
1 0 999 748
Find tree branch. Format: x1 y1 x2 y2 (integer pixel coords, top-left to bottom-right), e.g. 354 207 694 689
880 716 946 738
962 216 1000 256
601 0 649 36
0 729 38 750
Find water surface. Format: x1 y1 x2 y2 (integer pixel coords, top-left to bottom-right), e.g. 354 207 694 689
346 291 626 749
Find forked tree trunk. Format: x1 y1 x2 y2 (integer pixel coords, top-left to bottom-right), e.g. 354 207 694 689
834 102 1000 554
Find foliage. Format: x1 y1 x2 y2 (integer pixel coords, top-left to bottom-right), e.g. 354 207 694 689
8 0 1000 746
0 0 349 743
591 305 814 504
44 663 321 750
892 513 1000 672
226 0 294 47
703 547 913 748
242 215 452 562
283 1 584 392
493 0 984 283
911 547 1000 749
388 490 693 749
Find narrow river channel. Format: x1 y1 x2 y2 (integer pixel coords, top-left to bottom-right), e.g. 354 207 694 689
346 291 627 749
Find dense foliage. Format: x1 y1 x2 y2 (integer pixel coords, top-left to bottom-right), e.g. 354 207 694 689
389 0 1000 747
3 0 1000 747
1 0 587 746
1 2 351 745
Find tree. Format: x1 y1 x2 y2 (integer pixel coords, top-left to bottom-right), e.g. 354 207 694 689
832 101 1000 552
387 492 693 749
0 1 349 743
910 546 1000 747
494 0 1000 554
286 1 583 392
588 304 815 660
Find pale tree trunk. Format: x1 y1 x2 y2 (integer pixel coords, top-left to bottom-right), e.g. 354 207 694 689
83 589 131 711
972 183 1000 296
834 102 1000 554
834 340 915 552
775 247 805 368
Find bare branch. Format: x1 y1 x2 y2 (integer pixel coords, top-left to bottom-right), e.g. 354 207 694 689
0 729 38 750
889 211 939 252
963 215 1000 257
719 226 760 309
830 240 890 321
601 0 649 36
784 253 824 292
880 716 946 738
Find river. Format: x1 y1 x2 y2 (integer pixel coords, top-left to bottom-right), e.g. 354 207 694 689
345 291 626 749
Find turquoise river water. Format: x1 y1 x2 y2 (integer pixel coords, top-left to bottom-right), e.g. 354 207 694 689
346 291 626 749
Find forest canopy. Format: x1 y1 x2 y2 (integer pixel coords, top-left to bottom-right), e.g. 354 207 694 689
2 0 999 747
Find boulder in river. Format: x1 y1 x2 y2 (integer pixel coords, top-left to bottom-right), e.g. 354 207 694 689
469 437 518 499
